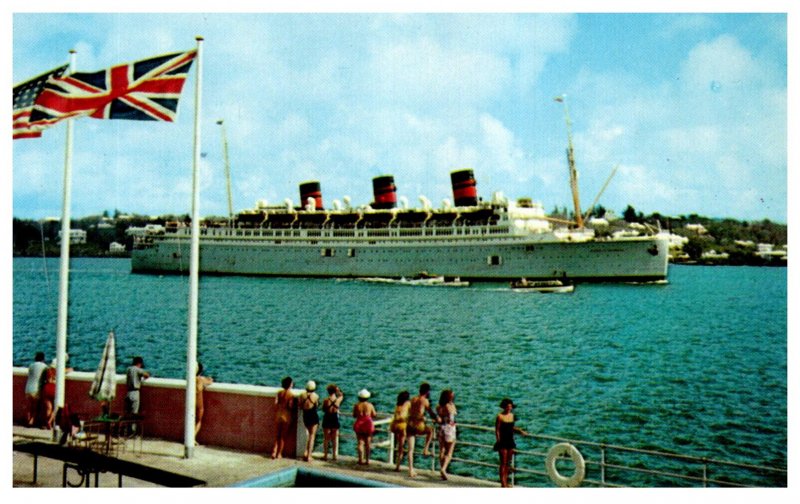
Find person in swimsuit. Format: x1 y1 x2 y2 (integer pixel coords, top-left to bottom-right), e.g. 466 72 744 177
390 390 411 472
299 380 320 461
42 354 72 430
352 388 377 465
321 383 344 461
271 376 296 459
406 382 440 477
436 389 457 480
494 398 529 487
41 361 57 429
25 352 47 427
194 362 214 441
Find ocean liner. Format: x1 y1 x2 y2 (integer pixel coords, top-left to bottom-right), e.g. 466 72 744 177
130 169 669 282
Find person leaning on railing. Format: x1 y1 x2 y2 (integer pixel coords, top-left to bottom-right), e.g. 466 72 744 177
494 398 529 488
321 384 344 461
436 389 457 481
124 356 150 417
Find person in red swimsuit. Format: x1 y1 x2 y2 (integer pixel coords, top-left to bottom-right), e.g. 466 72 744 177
42 355 72 430
352 388 377 465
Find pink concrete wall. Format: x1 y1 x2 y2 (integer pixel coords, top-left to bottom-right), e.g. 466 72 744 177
12 368 298 456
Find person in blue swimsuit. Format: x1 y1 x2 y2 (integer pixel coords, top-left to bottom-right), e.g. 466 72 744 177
299 380 320 461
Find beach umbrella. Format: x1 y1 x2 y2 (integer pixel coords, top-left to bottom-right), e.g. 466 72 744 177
88 331 117 403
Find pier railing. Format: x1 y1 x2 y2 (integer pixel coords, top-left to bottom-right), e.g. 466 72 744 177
334 418 786 487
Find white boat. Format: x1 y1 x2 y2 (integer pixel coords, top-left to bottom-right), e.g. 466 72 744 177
359 274 470 287
510 279 575 293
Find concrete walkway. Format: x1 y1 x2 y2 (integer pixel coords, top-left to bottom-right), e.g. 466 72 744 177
13 426 498 488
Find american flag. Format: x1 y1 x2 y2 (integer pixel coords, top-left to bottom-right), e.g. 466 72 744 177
31 49 196 125
13 64 69 139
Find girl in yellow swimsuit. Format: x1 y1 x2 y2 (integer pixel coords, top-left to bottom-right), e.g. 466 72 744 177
389 391 411 471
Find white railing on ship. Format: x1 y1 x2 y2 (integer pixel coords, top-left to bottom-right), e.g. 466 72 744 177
169 224 513 240
329 418 786 487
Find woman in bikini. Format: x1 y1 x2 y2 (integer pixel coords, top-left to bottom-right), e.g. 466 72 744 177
390 390 411 472
352 388 377 465
299 380 320 461
494 398 528 487
271 376 296 459
194 362 214 441
436 389 457 480
321 383 344 461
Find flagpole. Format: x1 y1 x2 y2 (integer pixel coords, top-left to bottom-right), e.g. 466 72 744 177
184 36 203 459
54 49 77 439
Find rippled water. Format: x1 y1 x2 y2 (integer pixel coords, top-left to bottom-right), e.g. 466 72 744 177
12 257 787 485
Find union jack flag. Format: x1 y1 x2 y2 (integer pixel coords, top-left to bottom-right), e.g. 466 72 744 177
31 49 196 125
13 64 68 139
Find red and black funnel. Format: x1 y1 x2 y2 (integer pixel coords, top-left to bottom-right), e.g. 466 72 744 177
299 181 323 210
451 169 478 207
372 175 397 209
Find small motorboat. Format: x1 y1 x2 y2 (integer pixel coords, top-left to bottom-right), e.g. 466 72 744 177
509 278 574 293
359 273 470 287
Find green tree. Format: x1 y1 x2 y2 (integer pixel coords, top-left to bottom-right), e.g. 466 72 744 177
682 236 707 260
623 205 638 223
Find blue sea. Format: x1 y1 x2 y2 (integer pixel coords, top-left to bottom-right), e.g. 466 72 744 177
11 257 787 486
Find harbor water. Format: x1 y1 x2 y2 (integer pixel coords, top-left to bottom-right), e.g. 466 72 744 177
12 257 787 485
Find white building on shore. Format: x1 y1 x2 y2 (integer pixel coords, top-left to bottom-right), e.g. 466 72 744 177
57 229 87 244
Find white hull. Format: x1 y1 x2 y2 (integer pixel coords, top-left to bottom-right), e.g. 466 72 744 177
131 228 669 283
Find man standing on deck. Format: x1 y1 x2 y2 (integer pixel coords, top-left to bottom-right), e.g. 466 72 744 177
125 356 150 417
405 382 440 477
25 352 48 426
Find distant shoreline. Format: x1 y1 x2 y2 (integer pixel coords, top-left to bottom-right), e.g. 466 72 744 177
12 253 787 268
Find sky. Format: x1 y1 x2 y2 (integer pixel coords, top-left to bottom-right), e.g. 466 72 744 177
8 6 791 224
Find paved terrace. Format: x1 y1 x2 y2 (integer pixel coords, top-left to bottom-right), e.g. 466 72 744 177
12 369 499 488
13 425 498 488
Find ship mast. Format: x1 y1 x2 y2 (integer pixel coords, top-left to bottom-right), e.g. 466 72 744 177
217 119 234 227
555 95 584 228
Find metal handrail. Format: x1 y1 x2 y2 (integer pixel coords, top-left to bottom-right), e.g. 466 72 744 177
455 422 786 487
329 417 786 487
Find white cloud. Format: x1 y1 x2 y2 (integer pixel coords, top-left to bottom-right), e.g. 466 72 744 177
660 126 721 155
680 35 762 92
564 30 785 221
369 37 511 107
479 114 525 174
615 163 679 206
